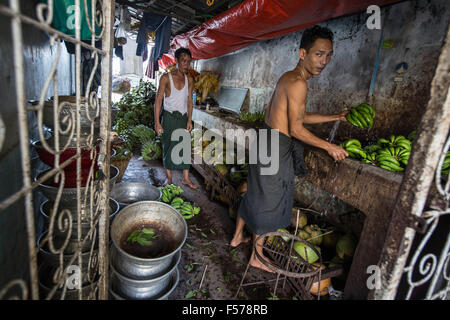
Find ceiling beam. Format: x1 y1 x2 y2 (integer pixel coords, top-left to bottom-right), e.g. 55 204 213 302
116 0 202 25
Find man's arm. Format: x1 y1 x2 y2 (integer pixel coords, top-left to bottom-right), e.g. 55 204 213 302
287 80 348 161
304 111 347 124
154 74 168 135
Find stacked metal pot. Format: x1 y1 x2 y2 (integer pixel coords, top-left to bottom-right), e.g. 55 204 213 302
108 201 186 300
35 95 119 300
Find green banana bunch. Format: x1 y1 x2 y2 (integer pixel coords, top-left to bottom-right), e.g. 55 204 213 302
363 144 382 154
346 103 375 129
441 151 450 175
362 152 378 166
159 184 184 203
170 197 184 210
376 147 406 172
378 135 412 151
341 139 366 159
177 201 201 220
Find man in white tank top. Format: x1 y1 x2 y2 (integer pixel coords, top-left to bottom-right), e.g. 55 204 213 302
154 48 198 189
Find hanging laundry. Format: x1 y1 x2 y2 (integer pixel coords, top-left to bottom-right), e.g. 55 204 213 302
136 12 172 72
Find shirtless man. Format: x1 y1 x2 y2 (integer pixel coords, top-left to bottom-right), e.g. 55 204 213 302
230 26 348 272
155 47 199 189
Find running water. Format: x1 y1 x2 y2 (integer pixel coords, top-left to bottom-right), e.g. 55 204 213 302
327 121 341 143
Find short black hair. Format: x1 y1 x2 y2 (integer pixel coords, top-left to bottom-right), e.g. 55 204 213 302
175 47 192 59
300 25 333 51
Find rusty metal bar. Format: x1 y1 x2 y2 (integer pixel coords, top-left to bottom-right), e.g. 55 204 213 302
370 24 450 300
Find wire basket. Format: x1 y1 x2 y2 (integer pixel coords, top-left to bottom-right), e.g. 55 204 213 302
254 232 325 300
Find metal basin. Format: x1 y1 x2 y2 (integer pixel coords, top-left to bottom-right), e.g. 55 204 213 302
110 201 187 280
37 232 99 285
109 268 179 300
110 182 162 210
39 198 119 254
39 281 98 300
36 165 119 205
43 96 100 133
109 250 180 300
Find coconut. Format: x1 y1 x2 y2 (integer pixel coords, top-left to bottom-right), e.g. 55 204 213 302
277 228 291 242
293 241 319 264
309 263 331 296
297 230 310 241
322 230 338 249
328 255 344 268
336 233 357 261
291 208 307 229
304 224 323 246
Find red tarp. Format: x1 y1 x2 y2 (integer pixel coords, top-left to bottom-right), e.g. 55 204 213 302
168 0 402 60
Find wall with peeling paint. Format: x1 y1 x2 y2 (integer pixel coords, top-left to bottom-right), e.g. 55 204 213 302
0 0 73 292
196 0 449 143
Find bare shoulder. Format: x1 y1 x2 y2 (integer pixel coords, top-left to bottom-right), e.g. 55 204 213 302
160 73 169 82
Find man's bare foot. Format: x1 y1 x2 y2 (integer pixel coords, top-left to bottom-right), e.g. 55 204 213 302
182 179 199 189
249 252 275 273
230 234 251 248
162 179 172 187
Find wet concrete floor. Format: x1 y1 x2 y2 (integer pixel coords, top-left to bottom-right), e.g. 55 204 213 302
119 155 296 300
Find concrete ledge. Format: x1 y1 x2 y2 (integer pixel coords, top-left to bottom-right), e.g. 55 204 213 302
303 146 403 216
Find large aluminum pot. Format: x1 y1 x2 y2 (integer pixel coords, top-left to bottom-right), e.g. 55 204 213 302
37 232 99 285
39 198 119 254
40 198 119 223
110 201 187 280
36 165 119 205
39 265 98 300
109 268 179 300
109 250 180 300
43 96 100 133
110 182 162 210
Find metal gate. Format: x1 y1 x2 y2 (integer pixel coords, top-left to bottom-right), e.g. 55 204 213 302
370 24 450 300
0 0 114 300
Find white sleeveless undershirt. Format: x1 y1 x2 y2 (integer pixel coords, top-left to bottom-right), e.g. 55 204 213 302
163 72 188 114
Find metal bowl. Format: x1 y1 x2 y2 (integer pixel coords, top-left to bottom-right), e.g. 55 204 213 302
39 198 119 254
43 96 100 133
36 165 119 206
37 231 99 284
109 250 180 300
39 265 99 300
109 268 179 300
40 198 119 223
110 182 162 210
110 201 187 280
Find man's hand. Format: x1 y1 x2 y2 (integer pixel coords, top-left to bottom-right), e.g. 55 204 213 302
155 122 164 135
337 110 349 122
326 143 348 161
186 121 193 132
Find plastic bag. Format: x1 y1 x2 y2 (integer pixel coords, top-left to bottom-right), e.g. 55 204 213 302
115 6 128 44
